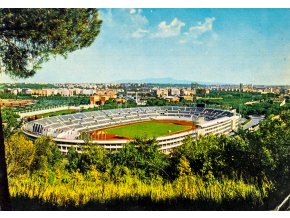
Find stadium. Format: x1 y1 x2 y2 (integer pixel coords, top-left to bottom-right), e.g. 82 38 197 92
22 106 241 153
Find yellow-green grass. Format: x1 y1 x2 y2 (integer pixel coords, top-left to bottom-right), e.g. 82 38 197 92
104 121 191 138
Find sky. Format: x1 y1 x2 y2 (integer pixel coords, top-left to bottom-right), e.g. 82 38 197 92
2 8 290 85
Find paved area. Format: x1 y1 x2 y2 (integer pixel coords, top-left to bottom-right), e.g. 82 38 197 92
242 115 265 130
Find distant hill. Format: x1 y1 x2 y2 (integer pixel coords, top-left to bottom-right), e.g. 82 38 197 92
1 83 57 89
116 77 225 85
117 77 193 84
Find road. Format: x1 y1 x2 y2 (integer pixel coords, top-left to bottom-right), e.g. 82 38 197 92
242 115 265 130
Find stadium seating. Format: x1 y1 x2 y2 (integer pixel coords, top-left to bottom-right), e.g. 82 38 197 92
23 106 236 141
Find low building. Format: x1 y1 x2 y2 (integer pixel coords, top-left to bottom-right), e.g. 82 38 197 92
0 99 34 107
95 89 117 98
196 88 210 95
164 96 180 103
180 88 196 96
89 89 118 105
154 88 169 98
169 88 181 96
23 89 33 95
31 89 55 96
81 89 95 95
60 89 74 96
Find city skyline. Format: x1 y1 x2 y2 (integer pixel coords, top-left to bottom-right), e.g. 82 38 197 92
2 8 290 85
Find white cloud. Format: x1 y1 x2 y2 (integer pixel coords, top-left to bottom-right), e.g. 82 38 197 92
100 10 216 46
180 17 216 44
189 17 215 34
132 28 149 38
100 9 149 39
129 9 148 27
130 8 136 14
152 18 185 38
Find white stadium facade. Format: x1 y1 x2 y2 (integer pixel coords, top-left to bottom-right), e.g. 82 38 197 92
22 106 241 154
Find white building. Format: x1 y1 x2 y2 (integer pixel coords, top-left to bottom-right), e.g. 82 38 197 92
81 89 95 95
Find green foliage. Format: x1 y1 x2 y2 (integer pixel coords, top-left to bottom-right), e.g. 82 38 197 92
66 146 80 172
31 136 62 171
0 92 22 99
5 133 35 177
171 110 290 189
177 156 191 177
112 143 138 170
112 138 169 180
200 91 290 116
146 98 170 106
242 102 290 116
245 110 290 186
1 107 20 136
100 99 137 110
79 144 111 174
134 138 169 180
146 98 193 107
36 95 90 106
0 9 102 78
145 91 289 116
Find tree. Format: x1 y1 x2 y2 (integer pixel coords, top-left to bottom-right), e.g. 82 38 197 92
66 146 80 172
247 111 290 185
5 133 35 177
112 142 139 170
135 138 169 179
31 136 62 171
177 156 191 177
0 9 102 210
112 138 169 180
79 144 111 173
1 108 20 137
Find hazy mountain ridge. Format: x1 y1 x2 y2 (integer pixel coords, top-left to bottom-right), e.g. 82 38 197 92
116 77 231 85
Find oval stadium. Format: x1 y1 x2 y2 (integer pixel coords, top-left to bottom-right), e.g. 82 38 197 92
22 106 241 154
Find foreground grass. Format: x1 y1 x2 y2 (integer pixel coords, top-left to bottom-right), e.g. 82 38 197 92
9 173 270 210
104 121 191 138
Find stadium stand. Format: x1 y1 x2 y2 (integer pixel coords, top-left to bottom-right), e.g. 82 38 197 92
22 106 241 153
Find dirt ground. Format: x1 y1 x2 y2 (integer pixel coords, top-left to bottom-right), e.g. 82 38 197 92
89 119 196 141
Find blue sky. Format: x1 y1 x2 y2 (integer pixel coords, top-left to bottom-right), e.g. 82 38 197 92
2 8 290 85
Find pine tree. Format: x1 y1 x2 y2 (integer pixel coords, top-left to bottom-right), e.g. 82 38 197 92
0 9 102 210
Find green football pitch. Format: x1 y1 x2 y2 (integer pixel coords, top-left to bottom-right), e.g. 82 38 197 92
104 121 192 138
